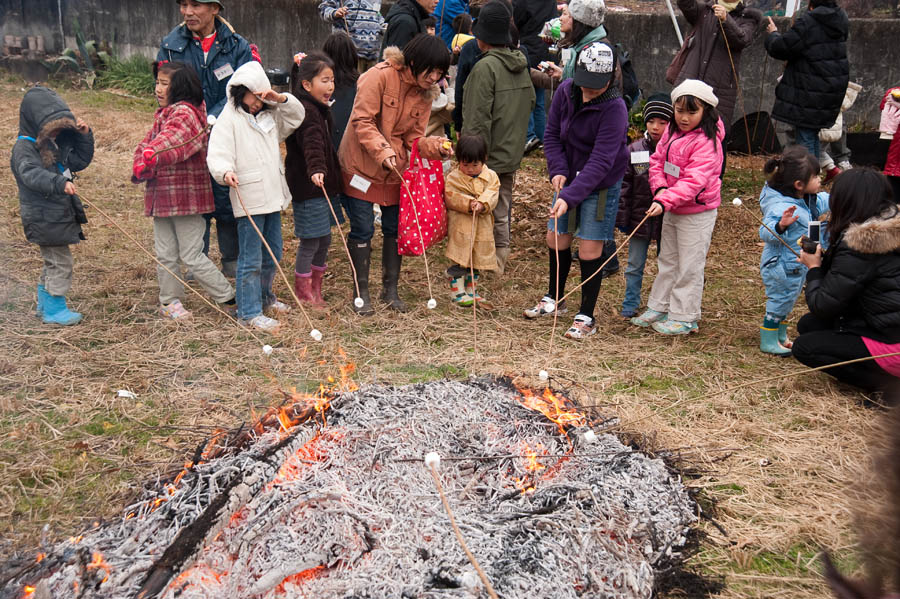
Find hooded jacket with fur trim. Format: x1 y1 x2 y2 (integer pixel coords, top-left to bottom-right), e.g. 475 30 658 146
11 87 94 246
206 61 305 218
338 46 444 206
804 206 900 343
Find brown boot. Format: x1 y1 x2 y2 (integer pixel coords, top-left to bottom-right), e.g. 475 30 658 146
293 271 315 303
309 266 327 307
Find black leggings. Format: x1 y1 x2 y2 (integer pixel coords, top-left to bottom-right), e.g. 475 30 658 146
792 313 898 392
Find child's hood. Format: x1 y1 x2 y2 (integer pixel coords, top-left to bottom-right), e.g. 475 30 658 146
226 61 271 101
17 87 79 165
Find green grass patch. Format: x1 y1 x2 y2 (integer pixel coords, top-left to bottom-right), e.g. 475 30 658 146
96 55 155 96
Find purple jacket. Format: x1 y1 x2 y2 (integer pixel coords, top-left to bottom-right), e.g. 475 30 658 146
544 78 629 209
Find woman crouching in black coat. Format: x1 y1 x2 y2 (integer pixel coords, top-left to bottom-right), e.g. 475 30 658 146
793 169 900 400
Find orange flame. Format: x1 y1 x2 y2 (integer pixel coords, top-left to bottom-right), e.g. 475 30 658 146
276 565 326 592
23 586 35 596
515 385 587 433
87 551 111 584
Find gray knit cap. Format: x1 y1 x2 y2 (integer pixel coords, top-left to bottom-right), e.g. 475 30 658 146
567 0 607 28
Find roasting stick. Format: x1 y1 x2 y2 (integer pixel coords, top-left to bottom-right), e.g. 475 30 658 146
718 17 753 156
424 453 499 599
232 186 322 340
77 193 268 347
469 209 478 352
541 192 561 383
391 165 437 309
732 196 802 258
317 183 365 309
557 212 652 306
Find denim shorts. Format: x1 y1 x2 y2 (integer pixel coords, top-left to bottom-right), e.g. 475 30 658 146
548 180 622 241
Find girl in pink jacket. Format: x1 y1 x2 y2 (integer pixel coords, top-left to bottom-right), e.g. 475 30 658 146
630 79 724 335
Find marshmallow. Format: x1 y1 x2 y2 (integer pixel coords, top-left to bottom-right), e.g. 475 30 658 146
309 329 323 342
207 114 217 126
354 297 365 308
262 344 273 355
424 452 441 468
732 197 742 206
583 430 598 443
539 370 549 382
427 298 437 310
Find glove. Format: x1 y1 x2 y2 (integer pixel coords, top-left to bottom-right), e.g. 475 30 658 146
142 147 158 168
133 161 152 181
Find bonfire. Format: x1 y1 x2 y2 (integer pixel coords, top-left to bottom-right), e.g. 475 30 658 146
1 376 695 599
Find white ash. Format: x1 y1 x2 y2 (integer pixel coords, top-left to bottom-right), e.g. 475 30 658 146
5 378 695 599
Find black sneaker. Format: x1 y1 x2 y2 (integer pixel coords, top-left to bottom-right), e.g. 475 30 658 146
524 137 541 154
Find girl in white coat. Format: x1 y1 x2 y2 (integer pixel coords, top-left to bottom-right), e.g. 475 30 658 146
207 61 305 333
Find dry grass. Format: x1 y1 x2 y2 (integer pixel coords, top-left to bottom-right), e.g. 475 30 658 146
0 76 886 597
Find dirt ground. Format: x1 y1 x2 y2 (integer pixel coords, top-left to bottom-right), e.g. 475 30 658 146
0 77 886 598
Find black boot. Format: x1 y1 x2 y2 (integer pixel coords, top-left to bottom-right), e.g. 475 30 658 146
380 236 408 312
348 241 374 316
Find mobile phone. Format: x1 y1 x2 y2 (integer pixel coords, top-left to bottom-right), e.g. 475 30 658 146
800 221 821 254
807 221 821 243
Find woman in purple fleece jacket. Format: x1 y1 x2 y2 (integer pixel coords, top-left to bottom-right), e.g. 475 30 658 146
523 41 629 340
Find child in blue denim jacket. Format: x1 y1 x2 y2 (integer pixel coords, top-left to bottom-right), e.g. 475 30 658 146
758 145 830 356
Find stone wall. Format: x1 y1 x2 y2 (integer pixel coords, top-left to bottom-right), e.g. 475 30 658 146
2 0 899 128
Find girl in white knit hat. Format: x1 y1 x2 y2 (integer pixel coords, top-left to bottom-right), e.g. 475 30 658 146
630 79 724 335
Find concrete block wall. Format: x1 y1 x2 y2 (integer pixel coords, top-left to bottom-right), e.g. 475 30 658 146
2 1 898 128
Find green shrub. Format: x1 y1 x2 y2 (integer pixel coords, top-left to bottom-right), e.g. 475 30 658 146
97 55 155 96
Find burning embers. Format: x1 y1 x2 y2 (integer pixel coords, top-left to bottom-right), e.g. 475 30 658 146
3 378 695 599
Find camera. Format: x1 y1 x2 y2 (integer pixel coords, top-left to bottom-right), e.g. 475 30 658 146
800 221 820 254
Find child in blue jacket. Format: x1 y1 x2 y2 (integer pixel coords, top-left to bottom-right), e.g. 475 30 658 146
758 145 830 355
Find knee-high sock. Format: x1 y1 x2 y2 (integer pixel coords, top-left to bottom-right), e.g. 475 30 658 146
578 256 604 319
548 247 572 300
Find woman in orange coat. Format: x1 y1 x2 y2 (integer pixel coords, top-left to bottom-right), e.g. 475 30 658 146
338 34 452 314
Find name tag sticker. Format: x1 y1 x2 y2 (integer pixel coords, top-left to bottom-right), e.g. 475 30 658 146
349 174 372 193
630 151 650 164
663 161 681 178
213 63 234 81
61 167 73 181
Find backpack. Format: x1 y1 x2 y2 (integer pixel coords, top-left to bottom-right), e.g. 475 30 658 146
614 43 640 111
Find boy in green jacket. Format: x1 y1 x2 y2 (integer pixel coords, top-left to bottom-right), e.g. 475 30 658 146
462 0 535 273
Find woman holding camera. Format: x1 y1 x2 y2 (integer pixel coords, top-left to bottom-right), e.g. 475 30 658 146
792 169 900 399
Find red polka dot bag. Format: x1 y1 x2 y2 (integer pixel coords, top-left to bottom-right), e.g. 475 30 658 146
398 138 448 256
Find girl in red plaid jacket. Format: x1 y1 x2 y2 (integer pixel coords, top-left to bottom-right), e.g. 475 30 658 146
132 62 236 320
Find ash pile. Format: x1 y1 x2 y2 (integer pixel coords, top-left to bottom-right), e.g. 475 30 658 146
3 378 696 599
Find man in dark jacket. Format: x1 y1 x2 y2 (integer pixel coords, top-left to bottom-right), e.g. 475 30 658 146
463 1 535 273
673 0 762 135
382 0 438 51
158 0 254 277
514 0 558 150
764 0 849 159
11 87 94 325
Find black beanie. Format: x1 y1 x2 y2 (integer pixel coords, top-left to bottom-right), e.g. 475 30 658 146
643 92 673 124
472 2 512 47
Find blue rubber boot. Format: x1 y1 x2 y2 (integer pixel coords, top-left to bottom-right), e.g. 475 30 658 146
760 326 791 356
42 294 83 326
36 284 49 317
777 322 791 347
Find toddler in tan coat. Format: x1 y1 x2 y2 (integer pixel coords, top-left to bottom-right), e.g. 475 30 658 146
444 134 500 307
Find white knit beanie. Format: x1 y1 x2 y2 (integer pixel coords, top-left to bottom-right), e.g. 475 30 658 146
567 0 607 28
670 79 719 108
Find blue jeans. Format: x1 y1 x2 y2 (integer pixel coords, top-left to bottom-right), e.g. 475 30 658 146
622 236 651 314
526 86 547 142
794 127 820 160
340 194 399 243
236 212 282 320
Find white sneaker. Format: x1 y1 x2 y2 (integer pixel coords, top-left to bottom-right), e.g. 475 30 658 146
564 314 597 340
523 296 567 319
244 314 280 333
264 299 291 315
837 161 852 170
160 299 191 320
